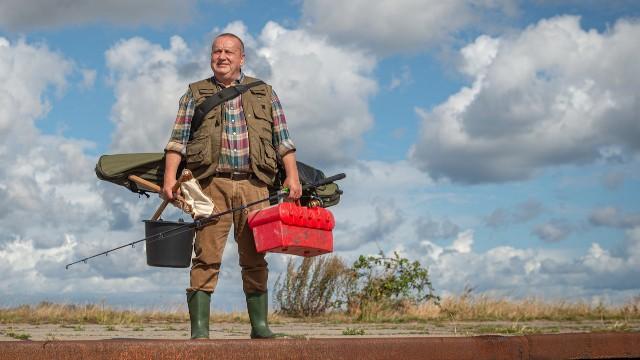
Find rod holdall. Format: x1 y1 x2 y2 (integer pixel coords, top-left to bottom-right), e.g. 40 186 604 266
270 161 343 208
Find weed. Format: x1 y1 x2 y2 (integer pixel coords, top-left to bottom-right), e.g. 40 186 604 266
274 255 351 317
105 325 116 331
342 327 366 335
132 325 144 331
5 331 31 340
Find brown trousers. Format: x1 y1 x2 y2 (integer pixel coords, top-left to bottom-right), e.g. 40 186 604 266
188 176 270 294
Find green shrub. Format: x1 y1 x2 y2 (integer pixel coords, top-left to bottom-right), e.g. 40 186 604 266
273 252 439 319
347 251 440 320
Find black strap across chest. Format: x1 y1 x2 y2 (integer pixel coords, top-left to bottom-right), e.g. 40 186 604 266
190 80 265 140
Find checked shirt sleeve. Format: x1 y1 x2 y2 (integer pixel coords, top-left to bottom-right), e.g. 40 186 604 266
165 89 196 156
271 89 296 158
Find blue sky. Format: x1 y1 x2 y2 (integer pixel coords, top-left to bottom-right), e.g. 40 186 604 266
1 0 639 310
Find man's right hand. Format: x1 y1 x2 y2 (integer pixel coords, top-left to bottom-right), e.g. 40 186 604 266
162 150 183 201
162 178 178 201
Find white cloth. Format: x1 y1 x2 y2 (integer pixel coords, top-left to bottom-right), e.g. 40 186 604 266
179 177 215 219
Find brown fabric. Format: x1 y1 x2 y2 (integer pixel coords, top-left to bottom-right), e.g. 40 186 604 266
186 76 278 185
188 176 270 294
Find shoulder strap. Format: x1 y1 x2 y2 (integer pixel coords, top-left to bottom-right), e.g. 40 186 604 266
190 80 265 139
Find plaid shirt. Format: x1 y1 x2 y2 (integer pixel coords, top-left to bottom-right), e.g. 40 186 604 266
165 74 295 173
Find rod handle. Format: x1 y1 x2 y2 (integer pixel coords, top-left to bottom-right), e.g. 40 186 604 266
302 173 346 191
152 169 193 220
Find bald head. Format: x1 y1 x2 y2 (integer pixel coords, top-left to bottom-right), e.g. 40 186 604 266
214 33 245 55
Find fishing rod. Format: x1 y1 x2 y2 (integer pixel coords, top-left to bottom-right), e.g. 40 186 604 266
65 173 346 269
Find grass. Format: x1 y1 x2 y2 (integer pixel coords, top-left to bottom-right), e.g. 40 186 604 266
3 330 31 340
342 327 366 335
0 296 639 325
0 301 253 325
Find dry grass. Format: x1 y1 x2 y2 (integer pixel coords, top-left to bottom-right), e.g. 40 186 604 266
316 295 640 323
429 294 640 322
2 296 639 325
0 301 273 325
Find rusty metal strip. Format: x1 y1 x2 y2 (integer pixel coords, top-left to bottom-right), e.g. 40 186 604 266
1 333 638 360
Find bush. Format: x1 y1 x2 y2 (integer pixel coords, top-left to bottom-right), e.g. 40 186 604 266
273 255 351 317
272 252 439 319
347 251 440 319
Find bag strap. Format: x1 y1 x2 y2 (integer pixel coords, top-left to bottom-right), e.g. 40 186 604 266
190 80 265 139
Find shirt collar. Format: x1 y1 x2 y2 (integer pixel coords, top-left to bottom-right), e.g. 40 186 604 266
212 72 245 87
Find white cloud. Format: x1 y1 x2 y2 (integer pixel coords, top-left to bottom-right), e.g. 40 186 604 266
0 0 194 31
256 22 378 165
410 16 640 183
0 38 72 140
418 225 640 301
302 0 518 54
450 229 473 253
80 69 97 90
106 35 210 152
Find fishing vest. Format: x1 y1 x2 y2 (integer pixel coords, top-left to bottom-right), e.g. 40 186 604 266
185 76 278 185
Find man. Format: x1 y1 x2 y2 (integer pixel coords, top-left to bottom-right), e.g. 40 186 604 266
162 33 301 339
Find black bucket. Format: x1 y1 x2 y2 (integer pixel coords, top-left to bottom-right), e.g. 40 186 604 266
143 219 195 268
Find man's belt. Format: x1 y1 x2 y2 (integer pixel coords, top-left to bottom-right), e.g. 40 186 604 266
213 172 255 180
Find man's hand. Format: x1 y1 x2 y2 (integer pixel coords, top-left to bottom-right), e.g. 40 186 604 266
281 151 301 200
283 175 302 200
162 178 179 201
162 150 183 201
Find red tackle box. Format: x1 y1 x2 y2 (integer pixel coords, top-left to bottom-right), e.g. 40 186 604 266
248 202 335 257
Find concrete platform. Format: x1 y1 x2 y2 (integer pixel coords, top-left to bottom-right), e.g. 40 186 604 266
1 332 639 359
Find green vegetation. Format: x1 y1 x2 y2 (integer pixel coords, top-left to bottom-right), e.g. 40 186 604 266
348 252 440 321
273 252 440 320
342 327 366 335
3 330 31 340
0 254 639 326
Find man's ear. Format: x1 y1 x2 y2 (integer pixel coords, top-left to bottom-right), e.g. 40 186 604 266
240 53 245 66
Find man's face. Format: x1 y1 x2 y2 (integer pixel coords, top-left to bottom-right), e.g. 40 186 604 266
211 36 245 82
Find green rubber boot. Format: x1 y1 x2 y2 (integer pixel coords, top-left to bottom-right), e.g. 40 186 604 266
246 292 278 339
187 290 211 339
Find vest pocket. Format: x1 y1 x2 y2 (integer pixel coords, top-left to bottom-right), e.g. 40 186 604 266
185 140 212 169
256 138 277 175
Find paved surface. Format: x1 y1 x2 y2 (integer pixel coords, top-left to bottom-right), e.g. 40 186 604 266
1 333 639 359
4 319 640 341
1 319 639 341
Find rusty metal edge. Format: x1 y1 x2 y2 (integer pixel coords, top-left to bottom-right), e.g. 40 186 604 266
0 332 638 360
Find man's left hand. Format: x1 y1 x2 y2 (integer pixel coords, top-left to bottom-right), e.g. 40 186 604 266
283 176 302 200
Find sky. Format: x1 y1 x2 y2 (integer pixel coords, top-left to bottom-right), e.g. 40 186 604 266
1 0 639 311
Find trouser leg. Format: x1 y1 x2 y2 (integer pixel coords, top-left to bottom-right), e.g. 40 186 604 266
188 177 233 293
186 177 233 339
233 177 270 294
